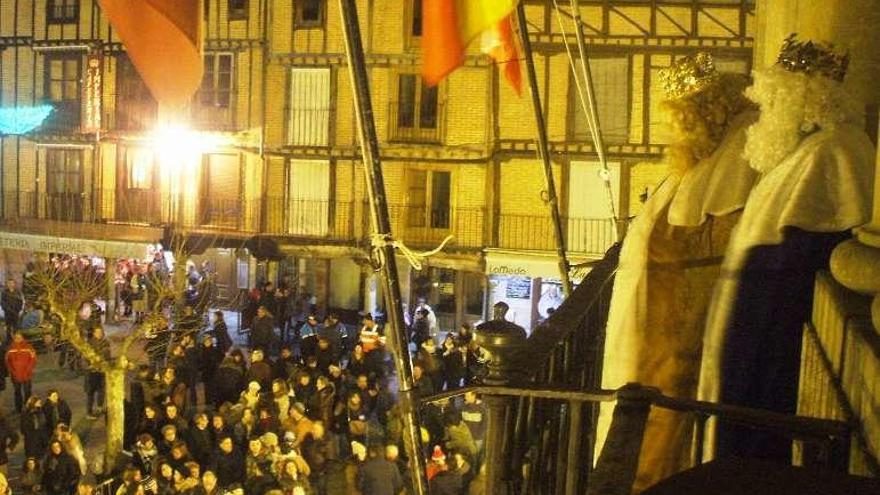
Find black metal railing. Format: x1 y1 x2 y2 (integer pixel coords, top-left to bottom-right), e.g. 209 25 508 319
498 213 617 255
2 191 622 255
423 244 852 494
388 100 445 143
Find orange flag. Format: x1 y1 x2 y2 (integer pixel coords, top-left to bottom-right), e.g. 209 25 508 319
99 0 203 110
422 0 521 93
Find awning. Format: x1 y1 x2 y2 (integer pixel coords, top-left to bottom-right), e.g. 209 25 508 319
0 231 152 259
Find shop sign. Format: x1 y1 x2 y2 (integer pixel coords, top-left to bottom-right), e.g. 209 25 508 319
82 54 102 133
485 250 592 282
0 231 150 260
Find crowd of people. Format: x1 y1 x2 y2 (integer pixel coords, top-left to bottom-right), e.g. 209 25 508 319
0 267 494 495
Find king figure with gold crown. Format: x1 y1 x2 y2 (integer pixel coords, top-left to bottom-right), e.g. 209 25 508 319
596 52 759 491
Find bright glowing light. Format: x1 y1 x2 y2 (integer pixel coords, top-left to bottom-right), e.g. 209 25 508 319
151 124 226 158
149 124 228 178
0 105 53 134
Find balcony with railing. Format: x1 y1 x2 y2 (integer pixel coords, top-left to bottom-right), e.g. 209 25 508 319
388 100 445 144
498 213 618 255
2 190 623 257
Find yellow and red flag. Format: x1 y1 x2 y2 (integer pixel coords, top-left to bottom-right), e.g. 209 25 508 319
99 0 203 110
422 0 522 94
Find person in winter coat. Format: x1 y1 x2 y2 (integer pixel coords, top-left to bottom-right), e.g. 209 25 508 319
200 336 224 405
356 444 403 495
41 439 81 495
0 410 19 474
245 350 273 391
85 327 111 418
214 354 246 407
212 436 245 489
44 390 73 433
53 424 86 476
302 421 338 490
250 306 277 355
5 331 37 413
443 409 478 463
21 396 48 458
1 280 24 341
132 433 159 478
416 339 443 393
189 413 214 467
306 376 335 427
208 311 232 355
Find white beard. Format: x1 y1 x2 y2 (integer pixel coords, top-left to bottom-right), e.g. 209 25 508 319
743 66 862 175
743 98 804 174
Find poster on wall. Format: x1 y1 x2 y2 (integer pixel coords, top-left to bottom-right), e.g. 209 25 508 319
505 276 531 299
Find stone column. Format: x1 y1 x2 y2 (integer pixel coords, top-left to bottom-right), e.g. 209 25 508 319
831 123 880 330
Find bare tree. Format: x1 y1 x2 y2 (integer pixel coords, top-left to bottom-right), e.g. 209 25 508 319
30 249 203 471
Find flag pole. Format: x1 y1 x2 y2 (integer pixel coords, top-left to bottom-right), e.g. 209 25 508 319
516 2 574 297
337 1 429 494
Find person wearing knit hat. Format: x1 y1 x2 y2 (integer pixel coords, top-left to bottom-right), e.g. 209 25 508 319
426 445 448 481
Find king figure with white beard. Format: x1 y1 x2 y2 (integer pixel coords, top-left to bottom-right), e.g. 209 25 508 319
698 34 876 462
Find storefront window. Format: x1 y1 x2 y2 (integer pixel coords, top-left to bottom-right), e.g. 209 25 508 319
462 272 484 317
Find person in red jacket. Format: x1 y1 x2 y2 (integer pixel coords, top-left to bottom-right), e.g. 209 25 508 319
5 331 36 413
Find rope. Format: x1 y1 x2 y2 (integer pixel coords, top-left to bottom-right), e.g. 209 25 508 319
369 234 455 271
551 0 620 240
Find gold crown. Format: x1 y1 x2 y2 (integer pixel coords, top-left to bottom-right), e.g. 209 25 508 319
777 33 849 82
660 52 721 100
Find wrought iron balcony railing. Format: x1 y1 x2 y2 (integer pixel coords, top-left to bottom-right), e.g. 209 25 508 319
1 190 621 256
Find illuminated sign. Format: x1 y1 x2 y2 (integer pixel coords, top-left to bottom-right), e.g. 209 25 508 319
82 54 102 133
0 231 150 259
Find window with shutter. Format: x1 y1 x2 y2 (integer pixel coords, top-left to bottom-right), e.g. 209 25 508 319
46 149 83 222
405 169 451 229
288 160 330 236
288 68 331 146
201 154 241 227
392 74 442 142
117 146 159 224
567 161 620 254
570 57 629 144
194 53 235 129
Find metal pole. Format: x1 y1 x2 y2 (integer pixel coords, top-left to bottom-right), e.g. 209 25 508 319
337 1 428 494
516 3 573 296
568 0 622 239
